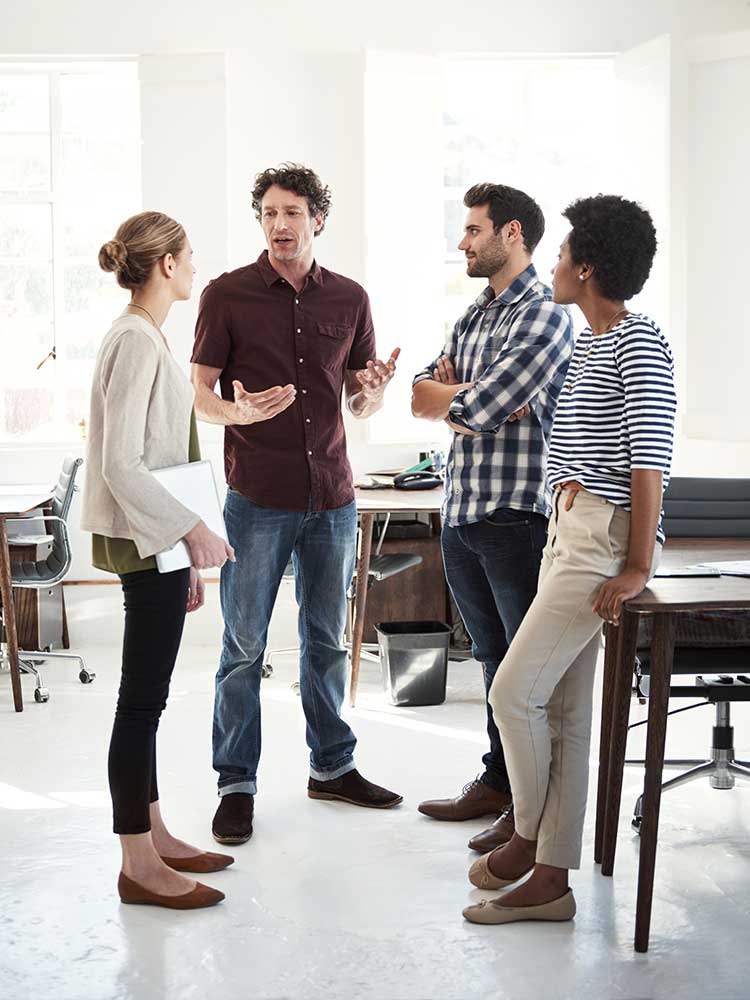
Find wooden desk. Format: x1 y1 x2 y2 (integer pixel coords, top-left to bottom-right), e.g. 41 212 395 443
350 487 443 705
595 537 750 952
0 485 54 712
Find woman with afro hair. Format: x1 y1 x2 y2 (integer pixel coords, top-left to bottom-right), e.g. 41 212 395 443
463 194 676 926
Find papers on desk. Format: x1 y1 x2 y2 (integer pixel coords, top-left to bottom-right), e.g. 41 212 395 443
695 561 750 577
655 564 721 578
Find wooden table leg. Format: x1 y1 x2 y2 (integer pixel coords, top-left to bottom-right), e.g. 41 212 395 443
349 512 374 708
635 611 674 953
594 622 617 864
0 517 23 712
601 609 639 876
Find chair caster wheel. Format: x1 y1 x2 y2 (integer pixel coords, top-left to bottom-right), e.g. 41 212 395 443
79 670 95 684
261 664 273 679
631 815 643 835
34 687 50 703
290 680 300 696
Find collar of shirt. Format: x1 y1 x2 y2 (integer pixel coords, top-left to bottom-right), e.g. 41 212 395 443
473 263 539 312
255 249 324 288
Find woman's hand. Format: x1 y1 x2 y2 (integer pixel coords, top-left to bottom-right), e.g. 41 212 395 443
184 520 235 570
187 567 205 613
593 567 649 625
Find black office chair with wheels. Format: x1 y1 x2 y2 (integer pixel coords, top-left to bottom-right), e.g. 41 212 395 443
0 457 93 702
627 477 750 831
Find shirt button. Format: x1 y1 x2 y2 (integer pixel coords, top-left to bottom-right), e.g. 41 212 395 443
301 388 307 394
305 418 311 423
295 298 300 305
299 357 304 363
296 328 301 333
308 450 313 456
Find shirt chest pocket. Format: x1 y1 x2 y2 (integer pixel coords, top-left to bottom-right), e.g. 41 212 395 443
317 323 353 372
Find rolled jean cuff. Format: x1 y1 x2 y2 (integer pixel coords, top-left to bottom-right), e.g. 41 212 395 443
218 779 257 796
309 758 355 782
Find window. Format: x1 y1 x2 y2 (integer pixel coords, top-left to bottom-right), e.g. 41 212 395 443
366 53 621 446
0 62 140 443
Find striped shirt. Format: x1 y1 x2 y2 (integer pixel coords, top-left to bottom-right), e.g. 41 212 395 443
413 265 574 526
547 313 677 543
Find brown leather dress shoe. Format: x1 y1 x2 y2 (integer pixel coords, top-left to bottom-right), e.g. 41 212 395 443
212 793 254 844
118 872 225 910
308 769 402 808
418 778 511 821
161 851 235 873
467 805 515 852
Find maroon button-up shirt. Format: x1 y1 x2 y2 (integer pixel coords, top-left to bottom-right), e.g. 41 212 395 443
191 251 376 511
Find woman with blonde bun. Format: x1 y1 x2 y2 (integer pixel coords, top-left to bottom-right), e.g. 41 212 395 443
82 211 236 909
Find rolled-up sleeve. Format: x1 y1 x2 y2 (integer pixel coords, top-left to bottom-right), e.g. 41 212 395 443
614 327 677 472
448 300 572 433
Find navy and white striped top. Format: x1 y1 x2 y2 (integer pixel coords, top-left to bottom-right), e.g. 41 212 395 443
547 313 677 543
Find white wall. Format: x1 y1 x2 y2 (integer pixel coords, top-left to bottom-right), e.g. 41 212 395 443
3 0 750 578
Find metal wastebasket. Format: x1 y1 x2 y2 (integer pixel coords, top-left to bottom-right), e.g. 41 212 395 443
375 620 451 707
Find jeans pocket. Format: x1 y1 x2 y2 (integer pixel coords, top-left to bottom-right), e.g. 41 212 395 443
484 507 531 528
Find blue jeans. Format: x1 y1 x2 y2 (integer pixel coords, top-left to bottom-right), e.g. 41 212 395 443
213 490 358 795
441 507 548 794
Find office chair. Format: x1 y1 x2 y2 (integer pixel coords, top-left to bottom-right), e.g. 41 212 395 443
627 477 750 831
0 457 93 703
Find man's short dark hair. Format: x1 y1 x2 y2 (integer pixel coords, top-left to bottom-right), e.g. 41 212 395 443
252 163 332 236
463 183 545 254
563 194 657 301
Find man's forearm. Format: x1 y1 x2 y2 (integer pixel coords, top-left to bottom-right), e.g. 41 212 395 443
193 380 238 426
626 469 663 573
347 391 384 420
411 380 472 421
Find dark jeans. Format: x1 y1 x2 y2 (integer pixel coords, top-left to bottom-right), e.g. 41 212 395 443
213 491 358 795
108 567 190 834
441 507 548 794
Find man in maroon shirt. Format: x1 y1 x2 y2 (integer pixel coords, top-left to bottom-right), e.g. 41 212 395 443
191 164 402 844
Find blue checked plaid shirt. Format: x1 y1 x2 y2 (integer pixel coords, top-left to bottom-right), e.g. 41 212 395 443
413 265 574 526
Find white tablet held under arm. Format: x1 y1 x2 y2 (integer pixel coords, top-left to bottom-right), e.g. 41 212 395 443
151 460 228 573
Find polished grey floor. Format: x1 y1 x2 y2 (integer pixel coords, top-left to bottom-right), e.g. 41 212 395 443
1 583 749 1000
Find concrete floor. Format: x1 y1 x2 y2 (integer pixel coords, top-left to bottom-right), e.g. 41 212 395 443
1 582 749 1000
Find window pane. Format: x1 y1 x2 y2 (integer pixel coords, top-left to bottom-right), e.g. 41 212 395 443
60 72 139 136
0 133 50 192
1 387 55 438
0 262 53 324
0 203 52 258
0 75 49 132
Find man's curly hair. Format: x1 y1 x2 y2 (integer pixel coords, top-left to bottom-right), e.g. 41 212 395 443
251 163 332 236
563 194 657 301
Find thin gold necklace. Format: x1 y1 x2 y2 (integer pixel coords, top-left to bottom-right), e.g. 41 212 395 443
566 307 629 392
128 302 160 329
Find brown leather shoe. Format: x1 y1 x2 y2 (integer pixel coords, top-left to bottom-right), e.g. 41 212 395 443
467 805 515 852
212 792 254 844
308 769 402 809
161 851 235 873
118 872 225 910
418 778 511 821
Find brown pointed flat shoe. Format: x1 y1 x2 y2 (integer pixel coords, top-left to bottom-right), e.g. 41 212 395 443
160 851 235 873
118 872 225 910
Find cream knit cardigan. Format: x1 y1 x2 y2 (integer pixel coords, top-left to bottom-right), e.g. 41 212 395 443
80 313 201 559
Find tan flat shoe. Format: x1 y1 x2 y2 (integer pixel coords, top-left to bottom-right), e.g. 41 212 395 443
463 889 576 925
118 872 225 910
468 848 534 889
160 851 235 873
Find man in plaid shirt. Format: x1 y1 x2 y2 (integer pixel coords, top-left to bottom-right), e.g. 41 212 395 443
412 183 573 851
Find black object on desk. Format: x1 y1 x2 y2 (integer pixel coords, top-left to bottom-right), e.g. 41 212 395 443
393 471 443 491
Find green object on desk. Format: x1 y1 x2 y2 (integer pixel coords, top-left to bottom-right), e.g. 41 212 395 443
404 457 434 474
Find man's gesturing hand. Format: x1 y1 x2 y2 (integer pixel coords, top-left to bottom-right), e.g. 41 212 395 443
232 380 296 425
355 348 401 400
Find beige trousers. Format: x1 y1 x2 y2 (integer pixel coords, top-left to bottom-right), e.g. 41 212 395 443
488 488 660 870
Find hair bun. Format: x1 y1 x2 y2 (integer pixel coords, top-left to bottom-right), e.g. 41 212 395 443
98 238 128 273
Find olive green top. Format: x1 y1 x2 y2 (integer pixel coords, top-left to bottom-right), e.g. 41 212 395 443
92 411 201 575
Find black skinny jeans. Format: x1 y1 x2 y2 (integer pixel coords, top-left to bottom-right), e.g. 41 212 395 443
108 567 190 834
